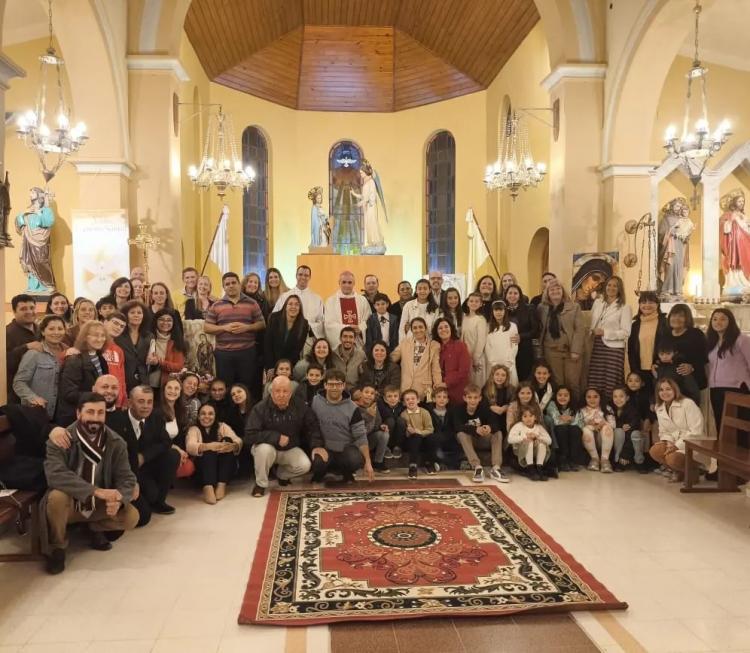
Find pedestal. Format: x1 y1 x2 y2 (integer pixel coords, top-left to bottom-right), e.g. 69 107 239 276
297 254 404 299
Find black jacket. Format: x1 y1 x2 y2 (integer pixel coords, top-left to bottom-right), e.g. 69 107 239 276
114 333 152 392
358 362 401 396
263 312 309 371
294 380 323 406
627 313 670 374
365 312 399 351
6 320 39 402
450 401 494 435
244 395 321 451
106 409 172 472
666 328 708 390
611 401 641 429
57 353 109 426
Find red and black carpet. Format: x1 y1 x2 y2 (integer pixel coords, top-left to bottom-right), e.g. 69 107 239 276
238 484 627 626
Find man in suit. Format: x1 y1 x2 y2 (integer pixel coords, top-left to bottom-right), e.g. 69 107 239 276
365 293 399 351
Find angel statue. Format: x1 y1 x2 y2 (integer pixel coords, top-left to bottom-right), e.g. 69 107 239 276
719 189 750 294
350 159 388 255
15 186 56 293
658 197 694 299
308 186 331 248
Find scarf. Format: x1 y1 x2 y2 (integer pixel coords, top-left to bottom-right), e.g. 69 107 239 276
75 427 106 516
154 331 170 360
548 303 564 340
638 312 659 371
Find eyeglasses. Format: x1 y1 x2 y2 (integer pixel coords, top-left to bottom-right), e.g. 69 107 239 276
326 381 345 387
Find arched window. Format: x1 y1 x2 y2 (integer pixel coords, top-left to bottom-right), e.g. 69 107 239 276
425 131 456 273
242 126 269 281
329 140 364 255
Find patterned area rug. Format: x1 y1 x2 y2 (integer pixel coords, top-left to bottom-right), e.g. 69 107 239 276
238 485 627 626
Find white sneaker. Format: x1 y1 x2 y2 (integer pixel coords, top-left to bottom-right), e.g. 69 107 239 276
472 466 485 483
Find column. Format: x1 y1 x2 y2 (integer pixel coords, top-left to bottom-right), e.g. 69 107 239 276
701 171 721 299
542 64 606 287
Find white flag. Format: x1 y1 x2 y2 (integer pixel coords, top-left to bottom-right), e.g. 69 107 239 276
466 208 489 291
210 205 230 274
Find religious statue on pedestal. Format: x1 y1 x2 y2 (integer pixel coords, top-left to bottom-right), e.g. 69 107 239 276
308 186 331 249
350 159 388 255
720 189 750 295
658 197 694 299
15 187 56 293
0 172 12 248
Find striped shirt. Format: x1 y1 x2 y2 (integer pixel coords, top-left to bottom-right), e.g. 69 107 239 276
205 294 264 351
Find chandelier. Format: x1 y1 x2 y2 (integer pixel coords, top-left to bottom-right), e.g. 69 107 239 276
15 0 88 183
484 108 546 200
663 0 730 190
187 106 255 198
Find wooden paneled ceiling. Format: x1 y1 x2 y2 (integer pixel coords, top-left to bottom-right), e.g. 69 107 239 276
185 0 539 112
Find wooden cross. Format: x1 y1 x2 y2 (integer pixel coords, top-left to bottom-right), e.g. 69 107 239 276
129 221 160 285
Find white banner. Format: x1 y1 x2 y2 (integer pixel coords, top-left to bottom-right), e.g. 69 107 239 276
72 210 130 299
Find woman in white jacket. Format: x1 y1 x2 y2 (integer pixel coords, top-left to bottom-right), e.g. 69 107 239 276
650 378 704 482
462 293 489 386
484 300 519 385
398 279 441 342
587 276 631 401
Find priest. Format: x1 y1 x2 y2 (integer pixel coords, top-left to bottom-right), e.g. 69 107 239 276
324 271 371 349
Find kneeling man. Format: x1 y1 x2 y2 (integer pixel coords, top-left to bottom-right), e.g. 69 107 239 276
43 392 138 574
245 376 316 497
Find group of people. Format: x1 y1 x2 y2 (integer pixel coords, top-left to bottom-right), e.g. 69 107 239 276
5 262 750 575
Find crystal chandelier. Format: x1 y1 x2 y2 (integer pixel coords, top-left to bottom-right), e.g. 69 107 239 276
15 0 88 183
663 0 731 190
187 107 255 198
484 108 546 200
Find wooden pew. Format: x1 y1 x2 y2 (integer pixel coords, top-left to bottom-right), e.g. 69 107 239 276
682 391 750 493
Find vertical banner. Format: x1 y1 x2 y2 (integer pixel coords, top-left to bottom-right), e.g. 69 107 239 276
72 210 130 299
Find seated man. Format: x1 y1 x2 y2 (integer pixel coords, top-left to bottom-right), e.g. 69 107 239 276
331 326 366 390
43 392 138 574
245 376 316 497
310 370 374 484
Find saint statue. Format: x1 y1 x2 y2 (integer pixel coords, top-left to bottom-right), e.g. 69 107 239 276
658 197 694 299
0 172 12 248
308 186 331 248
350 159 388 255
15 187 55 293
720 189 750 294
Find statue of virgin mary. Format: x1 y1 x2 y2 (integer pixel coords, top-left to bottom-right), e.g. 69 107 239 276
15 187 55 293
720 189 750 294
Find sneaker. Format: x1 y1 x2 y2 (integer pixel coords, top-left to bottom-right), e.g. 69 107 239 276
46 548 65 575
424 462 438 475
408 464 418 480
383 447 394 459
655 464 669 476
587 459 600 472
459 460 473 471
277 478 291 487
472 466 485 483
251 484 266 497
600 460 613 474
489 466 510 483
392 447 403 459
668 471 682 483
373 461 390 474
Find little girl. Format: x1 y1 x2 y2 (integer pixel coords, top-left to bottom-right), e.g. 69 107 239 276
181 372 202 426
483 364 514 437
462 292 489 387
441 288 464 338
507 407 553 481
263 359 299 398
610 386 645 472
581 386 616 473
506 381 542 433
530 362 554 411
484 300 519 385
545 385 583 471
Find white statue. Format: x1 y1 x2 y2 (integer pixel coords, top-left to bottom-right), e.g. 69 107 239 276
350 159 388 255
308 186 330 248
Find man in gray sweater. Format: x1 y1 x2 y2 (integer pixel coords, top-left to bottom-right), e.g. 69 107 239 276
311 369 374 483
43 392 138 574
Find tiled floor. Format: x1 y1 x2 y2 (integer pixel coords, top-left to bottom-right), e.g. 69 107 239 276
1 470 750 652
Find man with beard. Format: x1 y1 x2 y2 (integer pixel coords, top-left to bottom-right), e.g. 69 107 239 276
43 393 138 574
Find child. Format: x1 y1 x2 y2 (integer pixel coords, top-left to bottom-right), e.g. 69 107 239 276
377 384 406 459
294 362 324 406
484 300 519 385
506 382 543 432
96 297 116 320
530 361 555 435
180 372 202 426
365 293 399 351
483 364 514 437
610 386 645 472
461 293 489 387
441 288 464 338
401 389 438 479
424 386 459 469
353 384 390 473
452 384 508 483
263 359 299 398
653 343 700 404
508 407 553 481
581 387 616 473
546 385 583 471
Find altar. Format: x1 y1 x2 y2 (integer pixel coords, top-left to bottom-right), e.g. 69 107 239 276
297 253 404 299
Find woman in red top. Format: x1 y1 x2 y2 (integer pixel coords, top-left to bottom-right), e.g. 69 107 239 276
433 317 472 405
102 311 128 408
152 308 187 387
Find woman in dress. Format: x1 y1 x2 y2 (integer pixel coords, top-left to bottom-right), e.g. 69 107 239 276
155 378 193 479
587 276 631 402
358 341 401 396
264 268 289 315
462 293 488 386
183 275 215 320
391 317 442 401
398 278 441 341
485 300 519 386
433 317 471 405
504 284 537 382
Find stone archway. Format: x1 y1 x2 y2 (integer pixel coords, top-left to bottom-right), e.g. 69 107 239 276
527 227 550 291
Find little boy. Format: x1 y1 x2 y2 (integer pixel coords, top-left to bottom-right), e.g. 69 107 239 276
452 384 509 483
295 363 324 406
377 385 406 459
400 389 437 479
424 386 460 469
365 293 399 351
652 343 700 403
96 297 116 320
353 384 390 473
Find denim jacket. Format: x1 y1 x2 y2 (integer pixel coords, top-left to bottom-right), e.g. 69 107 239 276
13 344 61 419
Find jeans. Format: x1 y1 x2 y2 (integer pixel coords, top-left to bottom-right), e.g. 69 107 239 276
214 347 258 396
614 427 645 464
382 416 406 450
553 424 583 466
456 431 502 468
406 433 438 465
368 430 389 464
251 444 311 488
311 446 364 481
195 451 237 486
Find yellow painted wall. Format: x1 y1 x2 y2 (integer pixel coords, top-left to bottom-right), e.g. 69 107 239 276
3 37 80 299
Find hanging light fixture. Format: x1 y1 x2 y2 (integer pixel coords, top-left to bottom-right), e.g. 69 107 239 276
484 107 546 200
664 0 731 192
16 0 88 183
187 106 255 198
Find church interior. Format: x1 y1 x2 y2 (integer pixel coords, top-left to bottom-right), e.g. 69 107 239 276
1 1 750 651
